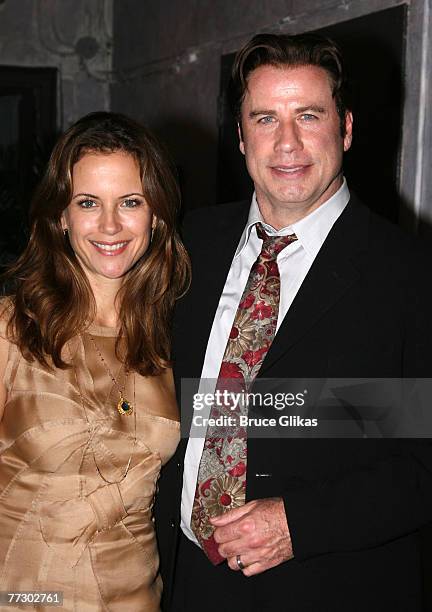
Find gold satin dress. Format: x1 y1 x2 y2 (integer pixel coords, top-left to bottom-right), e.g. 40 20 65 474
0 320 180 611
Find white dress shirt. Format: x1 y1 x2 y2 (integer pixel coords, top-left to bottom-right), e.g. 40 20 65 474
181 179 350 544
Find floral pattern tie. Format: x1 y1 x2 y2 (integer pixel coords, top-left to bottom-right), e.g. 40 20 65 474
191 222 297 563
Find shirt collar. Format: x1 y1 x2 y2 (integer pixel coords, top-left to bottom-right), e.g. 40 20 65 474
235 178 350 259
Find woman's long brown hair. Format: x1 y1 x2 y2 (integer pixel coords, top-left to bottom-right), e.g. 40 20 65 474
2 112 190 376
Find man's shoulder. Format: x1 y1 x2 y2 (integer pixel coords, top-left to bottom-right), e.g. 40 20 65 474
349 193 430 260
181 200 250 238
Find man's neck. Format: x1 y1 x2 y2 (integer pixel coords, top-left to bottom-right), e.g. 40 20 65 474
257 175 344 230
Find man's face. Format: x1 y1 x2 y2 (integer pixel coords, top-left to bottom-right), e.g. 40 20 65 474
239 64 353 227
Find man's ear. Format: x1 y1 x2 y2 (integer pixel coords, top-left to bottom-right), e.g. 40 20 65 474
238 122 245 155
343 111 353 152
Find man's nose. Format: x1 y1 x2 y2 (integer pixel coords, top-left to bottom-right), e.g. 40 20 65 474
99 208 122 234
274 119 303 153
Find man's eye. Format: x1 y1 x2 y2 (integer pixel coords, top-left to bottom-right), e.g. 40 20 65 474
258 116 275 124
122 198 141 208
301 113 318 121
78 199 96 208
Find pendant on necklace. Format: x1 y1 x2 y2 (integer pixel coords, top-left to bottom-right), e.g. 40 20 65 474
117 395 134 416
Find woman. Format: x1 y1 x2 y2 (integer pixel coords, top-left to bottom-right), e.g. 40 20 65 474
0 112 190 611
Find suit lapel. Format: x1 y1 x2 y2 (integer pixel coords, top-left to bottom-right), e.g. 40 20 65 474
178 196 370 380
259 197 370 375
176 201 250 378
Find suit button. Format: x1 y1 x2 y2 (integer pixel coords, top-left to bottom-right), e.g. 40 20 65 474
170 521 175 528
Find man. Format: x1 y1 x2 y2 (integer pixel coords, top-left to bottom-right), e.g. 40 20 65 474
155 33 432 611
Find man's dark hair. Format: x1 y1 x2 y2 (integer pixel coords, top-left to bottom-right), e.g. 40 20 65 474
228 32 351 136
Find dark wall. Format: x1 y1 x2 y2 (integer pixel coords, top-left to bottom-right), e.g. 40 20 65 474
0 0 112 127
111 0 342 210
0 0 113 261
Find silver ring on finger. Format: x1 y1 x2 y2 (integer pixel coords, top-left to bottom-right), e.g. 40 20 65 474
236 554 245 570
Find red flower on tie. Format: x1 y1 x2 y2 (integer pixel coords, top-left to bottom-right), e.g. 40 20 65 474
228 461 246 477
254 263 266 277
250 301 272 321
243 347 269 367
219 362 243 379
265 260 279 277
229 326 239 339
239 294 255 309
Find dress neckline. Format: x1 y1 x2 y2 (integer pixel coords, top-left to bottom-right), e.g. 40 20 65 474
85 322 120 337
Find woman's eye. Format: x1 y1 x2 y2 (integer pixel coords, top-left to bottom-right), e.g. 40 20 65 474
78 199 96 208
122 198 141 208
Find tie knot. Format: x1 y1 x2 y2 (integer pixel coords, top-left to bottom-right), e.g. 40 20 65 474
255 222 297 258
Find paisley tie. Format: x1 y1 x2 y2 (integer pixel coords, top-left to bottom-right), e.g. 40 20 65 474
191 222 297 563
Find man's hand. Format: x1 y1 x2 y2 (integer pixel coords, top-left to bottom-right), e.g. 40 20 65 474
210 497 293 576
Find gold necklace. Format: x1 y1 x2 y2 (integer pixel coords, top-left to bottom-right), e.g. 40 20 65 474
68 340 137 485
89 334 134 416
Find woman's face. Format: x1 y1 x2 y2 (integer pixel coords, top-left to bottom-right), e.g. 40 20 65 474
62 150 153 286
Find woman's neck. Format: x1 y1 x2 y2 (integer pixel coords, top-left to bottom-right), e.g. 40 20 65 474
88 276 122 328
92 310 119 328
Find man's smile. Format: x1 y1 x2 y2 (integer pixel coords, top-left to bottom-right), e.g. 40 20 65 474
270 164 312 178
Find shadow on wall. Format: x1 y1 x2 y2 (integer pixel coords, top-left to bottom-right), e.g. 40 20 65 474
0 67 58 265
152 117 218 214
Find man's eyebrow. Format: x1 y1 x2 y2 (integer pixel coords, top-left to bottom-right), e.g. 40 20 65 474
296 105 326 114
248 109 277 118
248 105 327 119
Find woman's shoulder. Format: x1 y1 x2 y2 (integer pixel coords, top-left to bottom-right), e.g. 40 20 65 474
0 298 15 408
0 297 14 339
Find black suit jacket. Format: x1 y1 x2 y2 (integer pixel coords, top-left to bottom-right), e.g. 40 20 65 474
156 195 432 611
